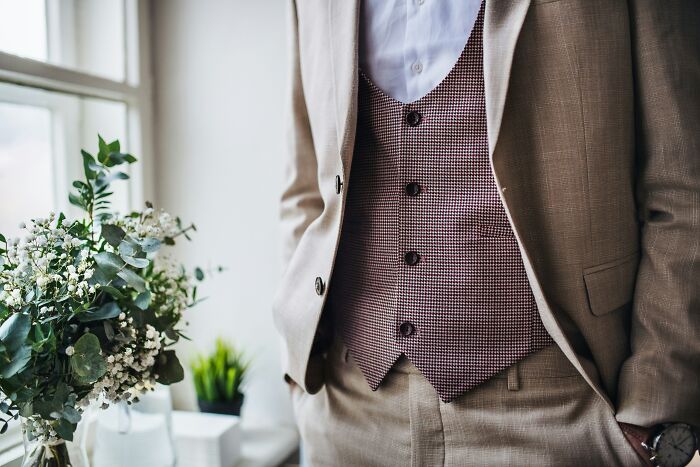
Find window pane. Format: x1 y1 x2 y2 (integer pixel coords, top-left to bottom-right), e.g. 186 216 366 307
0 102 53 239
0 0 127 82
0 0 48 61
0 83 132 241
50 0 127 81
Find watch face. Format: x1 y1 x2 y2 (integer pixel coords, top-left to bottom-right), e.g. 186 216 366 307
654 424 697 467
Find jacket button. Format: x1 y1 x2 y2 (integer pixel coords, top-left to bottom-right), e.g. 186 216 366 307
335 175 343 194
399 321 415 337
405 182 421 197
404 251 420 266
315 277 325 295
406 110 422 127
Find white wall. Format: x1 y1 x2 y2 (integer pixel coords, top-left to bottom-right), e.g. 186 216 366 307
150 0 293 426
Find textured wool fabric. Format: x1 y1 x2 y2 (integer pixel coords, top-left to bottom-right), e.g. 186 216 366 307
326 1 554 403
291 336 643 467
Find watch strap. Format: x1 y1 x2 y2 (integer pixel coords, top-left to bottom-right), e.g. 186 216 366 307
618 422 656 466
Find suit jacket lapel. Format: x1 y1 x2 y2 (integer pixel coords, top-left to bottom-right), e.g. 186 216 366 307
483 0 615 411
483 0 532 161
330 0 531 173
328 0 361 176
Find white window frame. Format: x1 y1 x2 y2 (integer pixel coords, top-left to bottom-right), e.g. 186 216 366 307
0 0 154 461
0 0 154 208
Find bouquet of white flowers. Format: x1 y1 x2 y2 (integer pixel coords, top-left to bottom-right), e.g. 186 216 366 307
0 137 204 466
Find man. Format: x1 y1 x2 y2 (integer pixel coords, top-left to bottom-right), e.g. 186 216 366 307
273 0 700 465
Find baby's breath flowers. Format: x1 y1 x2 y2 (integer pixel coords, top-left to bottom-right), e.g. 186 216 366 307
0 138 206 466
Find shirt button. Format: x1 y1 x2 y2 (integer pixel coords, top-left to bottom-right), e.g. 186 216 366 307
406 111 422 127
315 277 325 295
399 322 415 337
412 62 423 74
404 251 420 266
405 182 421 197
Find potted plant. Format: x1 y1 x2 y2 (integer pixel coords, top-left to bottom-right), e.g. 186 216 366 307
191 339 248 416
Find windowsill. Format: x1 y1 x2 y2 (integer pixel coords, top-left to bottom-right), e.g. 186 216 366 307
0 417 300 467
236 421 299 467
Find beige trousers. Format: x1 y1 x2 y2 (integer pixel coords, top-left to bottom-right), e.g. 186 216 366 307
291 336 644 467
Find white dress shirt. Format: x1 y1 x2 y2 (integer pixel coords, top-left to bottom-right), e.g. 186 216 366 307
359 0 483 104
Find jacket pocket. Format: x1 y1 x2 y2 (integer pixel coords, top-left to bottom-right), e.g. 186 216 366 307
583 251 640 316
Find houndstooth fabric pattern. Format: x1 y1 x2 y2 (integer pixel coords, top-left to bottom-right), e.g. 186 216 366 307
325 0 554 403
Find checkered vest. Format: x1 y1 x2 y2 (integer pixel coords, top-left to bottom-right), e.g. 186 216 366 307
325 2 554 402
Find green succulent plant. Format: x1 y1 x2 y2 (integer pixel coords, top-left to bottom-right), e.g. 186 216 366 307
191 338 248 403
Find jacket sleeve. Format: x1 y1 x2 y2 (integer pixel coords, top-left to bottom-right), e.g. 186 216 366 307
279 0 324 274
616 0 700 428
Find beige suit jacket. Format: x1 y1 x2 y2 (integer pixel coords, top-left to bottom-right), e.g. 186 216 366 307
273 0 700 428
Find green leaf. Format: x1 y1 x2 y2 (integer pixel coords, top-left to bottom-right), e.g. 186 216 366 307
97 135 109 163
118 239 139 257
122 256 149 269
118 237 149 268
134 291 151 310
70 333 107 385
107 139 120 153
139 238 161 253
69 193 86 210
89 268 112 287
94 251 124 277
194 267 205 281
105 152 136 167
117 268 146 292
33 399 61 419
0 314 31 353
154 350 184 385
62 406 81 424
100 224 126 248
18 402 33 418
0 234 6 243
79 302 121 322
95 171 129 188
99 285 125 299
81 150 100 180
54 418 76 441
103 321 115 341
0 345 31 378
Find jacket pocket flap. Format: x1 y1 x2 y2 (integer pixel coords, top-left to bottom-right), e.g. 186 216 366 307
583 251 640 316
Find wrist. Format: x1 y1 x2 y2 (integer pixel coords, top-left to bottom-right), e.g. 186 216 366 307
619 422 699 467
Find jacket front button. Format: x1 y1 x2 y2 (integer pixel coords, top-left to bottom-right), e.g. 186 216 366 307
315 277 325 295
335 175 343 194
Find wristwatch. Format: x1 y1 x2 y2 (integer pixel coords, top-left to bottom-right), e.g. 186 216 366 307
643 423 698 467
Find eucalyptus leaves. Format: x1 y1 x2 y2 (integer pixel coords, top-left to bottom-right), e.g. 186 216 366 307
0 137 202 451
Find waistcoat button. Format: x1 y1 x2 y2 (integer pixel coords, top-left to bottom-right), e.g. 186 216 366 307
405 182 421 196
399 322 415 337
406 110 422 127
315 277 325 295
404 251 421 266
